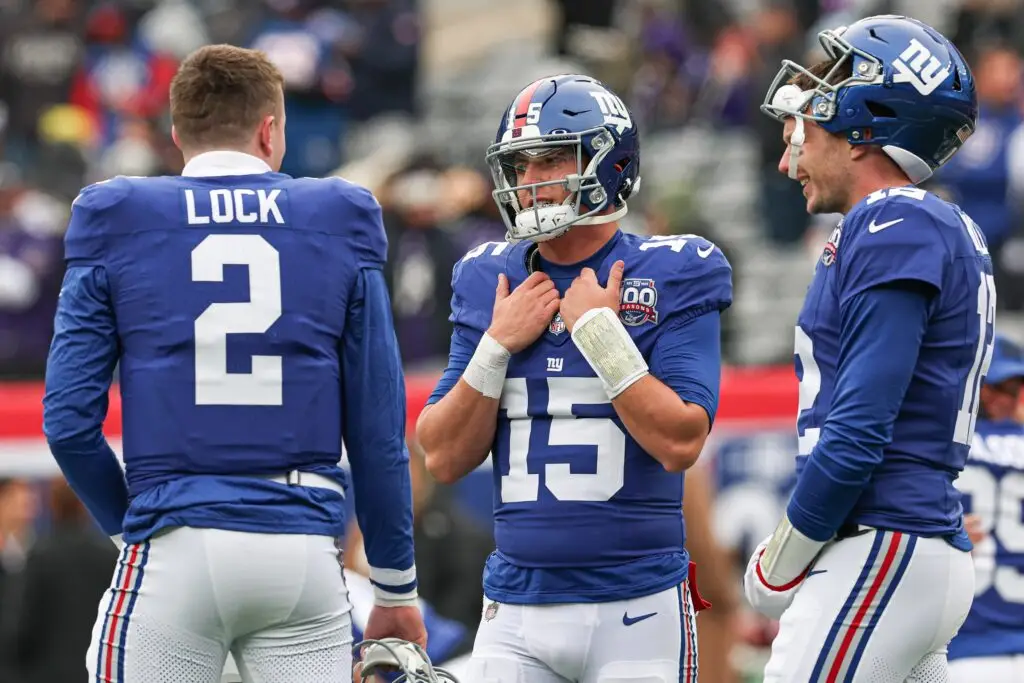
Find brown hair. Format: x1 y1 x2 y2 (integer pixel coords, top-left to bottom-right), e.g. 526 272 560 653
789 57 853 92
170 44 285 149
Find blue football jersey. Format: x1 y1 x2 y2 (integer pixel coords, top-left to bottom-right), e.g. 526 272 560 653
948 418 1024 660
795 186 994 538
430 231 732 604
55 170 389 542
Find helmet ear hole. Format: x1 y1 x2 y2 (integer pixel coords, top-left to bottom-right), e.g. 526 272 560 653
865 101 896 118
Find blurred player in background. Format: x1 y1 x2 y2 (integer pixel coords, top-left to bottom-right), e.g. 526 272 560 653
42 44 423 683
948 335 1024 681
417 74 732 682
747 14 988 682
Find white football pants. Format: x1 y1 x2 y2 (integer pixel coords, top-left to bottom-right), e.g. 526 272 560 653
86 527 353 683
948 654 1024 682
763 528 975 683
467 579 699 682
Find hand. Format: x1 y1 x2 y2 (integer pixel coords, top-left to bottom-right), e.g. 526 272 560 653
486 271 560 353
742 536 802 620
965 513 986 545
560 260 624 333
354 605 428 681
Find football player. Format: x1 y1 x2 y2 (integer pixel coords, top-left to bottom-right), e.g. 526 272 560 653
745 15 988 682
416 74 733 682
41 45 423 683
948 335 1024 680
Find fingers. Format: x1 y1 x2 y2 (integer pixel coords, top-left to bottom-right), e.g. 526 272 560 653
580 267 597 283
495 273 509 299
518 270 551 289
543 296 561 318
539 287 561 307
607 260 625 292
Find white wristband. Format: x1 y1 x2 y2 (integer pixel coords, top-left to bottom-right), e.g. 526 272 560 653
463 332 511 399
570 307 649 399
758 514 826 587
373 585 419 608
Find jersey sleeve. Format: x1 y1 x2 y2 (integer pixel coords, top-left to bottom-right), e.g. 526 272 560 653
634 235 733 325
649 310 722 425
330 178 389 270
838 195 950 305
786 283 931 542
340 268 417 601
64 177 132 266
42 266 129 536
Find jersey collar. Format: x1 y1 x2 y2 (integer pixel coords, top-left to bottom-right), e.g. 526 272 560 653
182 151 272 177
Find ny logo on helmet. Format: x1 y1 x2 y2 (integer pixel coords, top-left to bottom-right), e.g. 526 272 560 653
589 91 633 134
892 38 952 96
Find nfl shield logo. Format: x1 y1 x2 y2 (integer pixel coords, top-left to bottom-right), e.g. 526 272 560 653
549 312 566 335
484 601 499 621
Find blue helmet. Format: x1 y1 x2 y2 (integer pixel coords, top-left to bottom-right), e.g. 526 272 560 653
762 15 977 184
485 74 641 243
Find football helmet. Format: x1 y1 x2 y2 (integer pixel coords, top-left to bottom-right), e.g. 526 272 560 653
485 74 641 243
354 638 460 683
762 14 977 184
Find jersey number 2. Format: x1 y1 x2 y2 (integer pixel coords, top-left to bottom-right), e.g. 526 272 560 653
500 377 625 503
191 235 283 406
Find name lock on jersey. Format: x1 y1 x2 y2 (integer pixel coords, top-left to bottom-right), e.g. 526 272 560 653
185 188 285 225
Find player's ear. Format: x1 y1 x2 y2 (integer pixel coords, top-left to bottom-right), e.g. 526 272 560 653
257 114 275 157
171 126 182 151
849 141 870 162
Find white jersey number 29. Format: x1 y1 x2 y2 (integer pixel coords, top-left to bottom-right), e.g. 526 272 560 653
956 466 1024 603
191 234 283 406
500 377 625 502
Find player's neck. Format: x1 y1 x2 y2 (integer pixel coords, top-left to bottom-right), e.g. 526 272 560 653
844 166 914 213
537 223 619 265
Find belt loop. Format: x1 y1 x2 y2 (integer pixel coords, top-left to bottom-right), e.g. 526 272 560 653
286 470 300 486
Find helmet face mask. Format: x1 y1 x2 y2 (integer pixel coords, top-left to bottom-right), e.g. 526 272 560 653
486 75 640 244
354 638 460 683
485 126 616 243
762 27 882 125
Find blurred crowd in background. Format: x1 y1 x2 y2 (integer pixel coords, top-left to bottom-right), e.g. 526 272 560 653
2 0 1024 680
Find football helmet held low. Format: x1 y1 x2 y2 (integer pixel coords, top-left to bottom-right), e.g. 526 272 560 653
354 638 460 683
762 14 977 184
486 74 641 243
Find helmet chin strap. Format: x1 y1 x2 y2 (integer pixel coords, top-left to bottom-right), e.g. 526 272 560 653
770 84 808 181
788 116 805 181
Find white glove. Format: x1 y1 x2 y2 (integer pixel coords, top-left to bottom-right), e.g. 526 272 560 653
743 535 803 620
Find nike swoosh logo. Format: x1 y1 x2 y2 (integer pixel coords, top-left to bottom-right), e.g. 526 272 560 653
622 611 658 626
868 218 904 233
697 245 714 258
806 569 827 578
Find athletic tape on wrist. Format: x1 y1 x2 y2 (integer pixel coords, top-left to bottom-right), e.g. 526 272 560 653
373 586 420 608
463 333 511 399
571 307 649 399
758 514 825 588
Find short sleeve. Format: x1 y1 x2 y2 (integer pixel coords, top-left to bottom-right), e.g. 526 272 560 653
839 197 948 305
